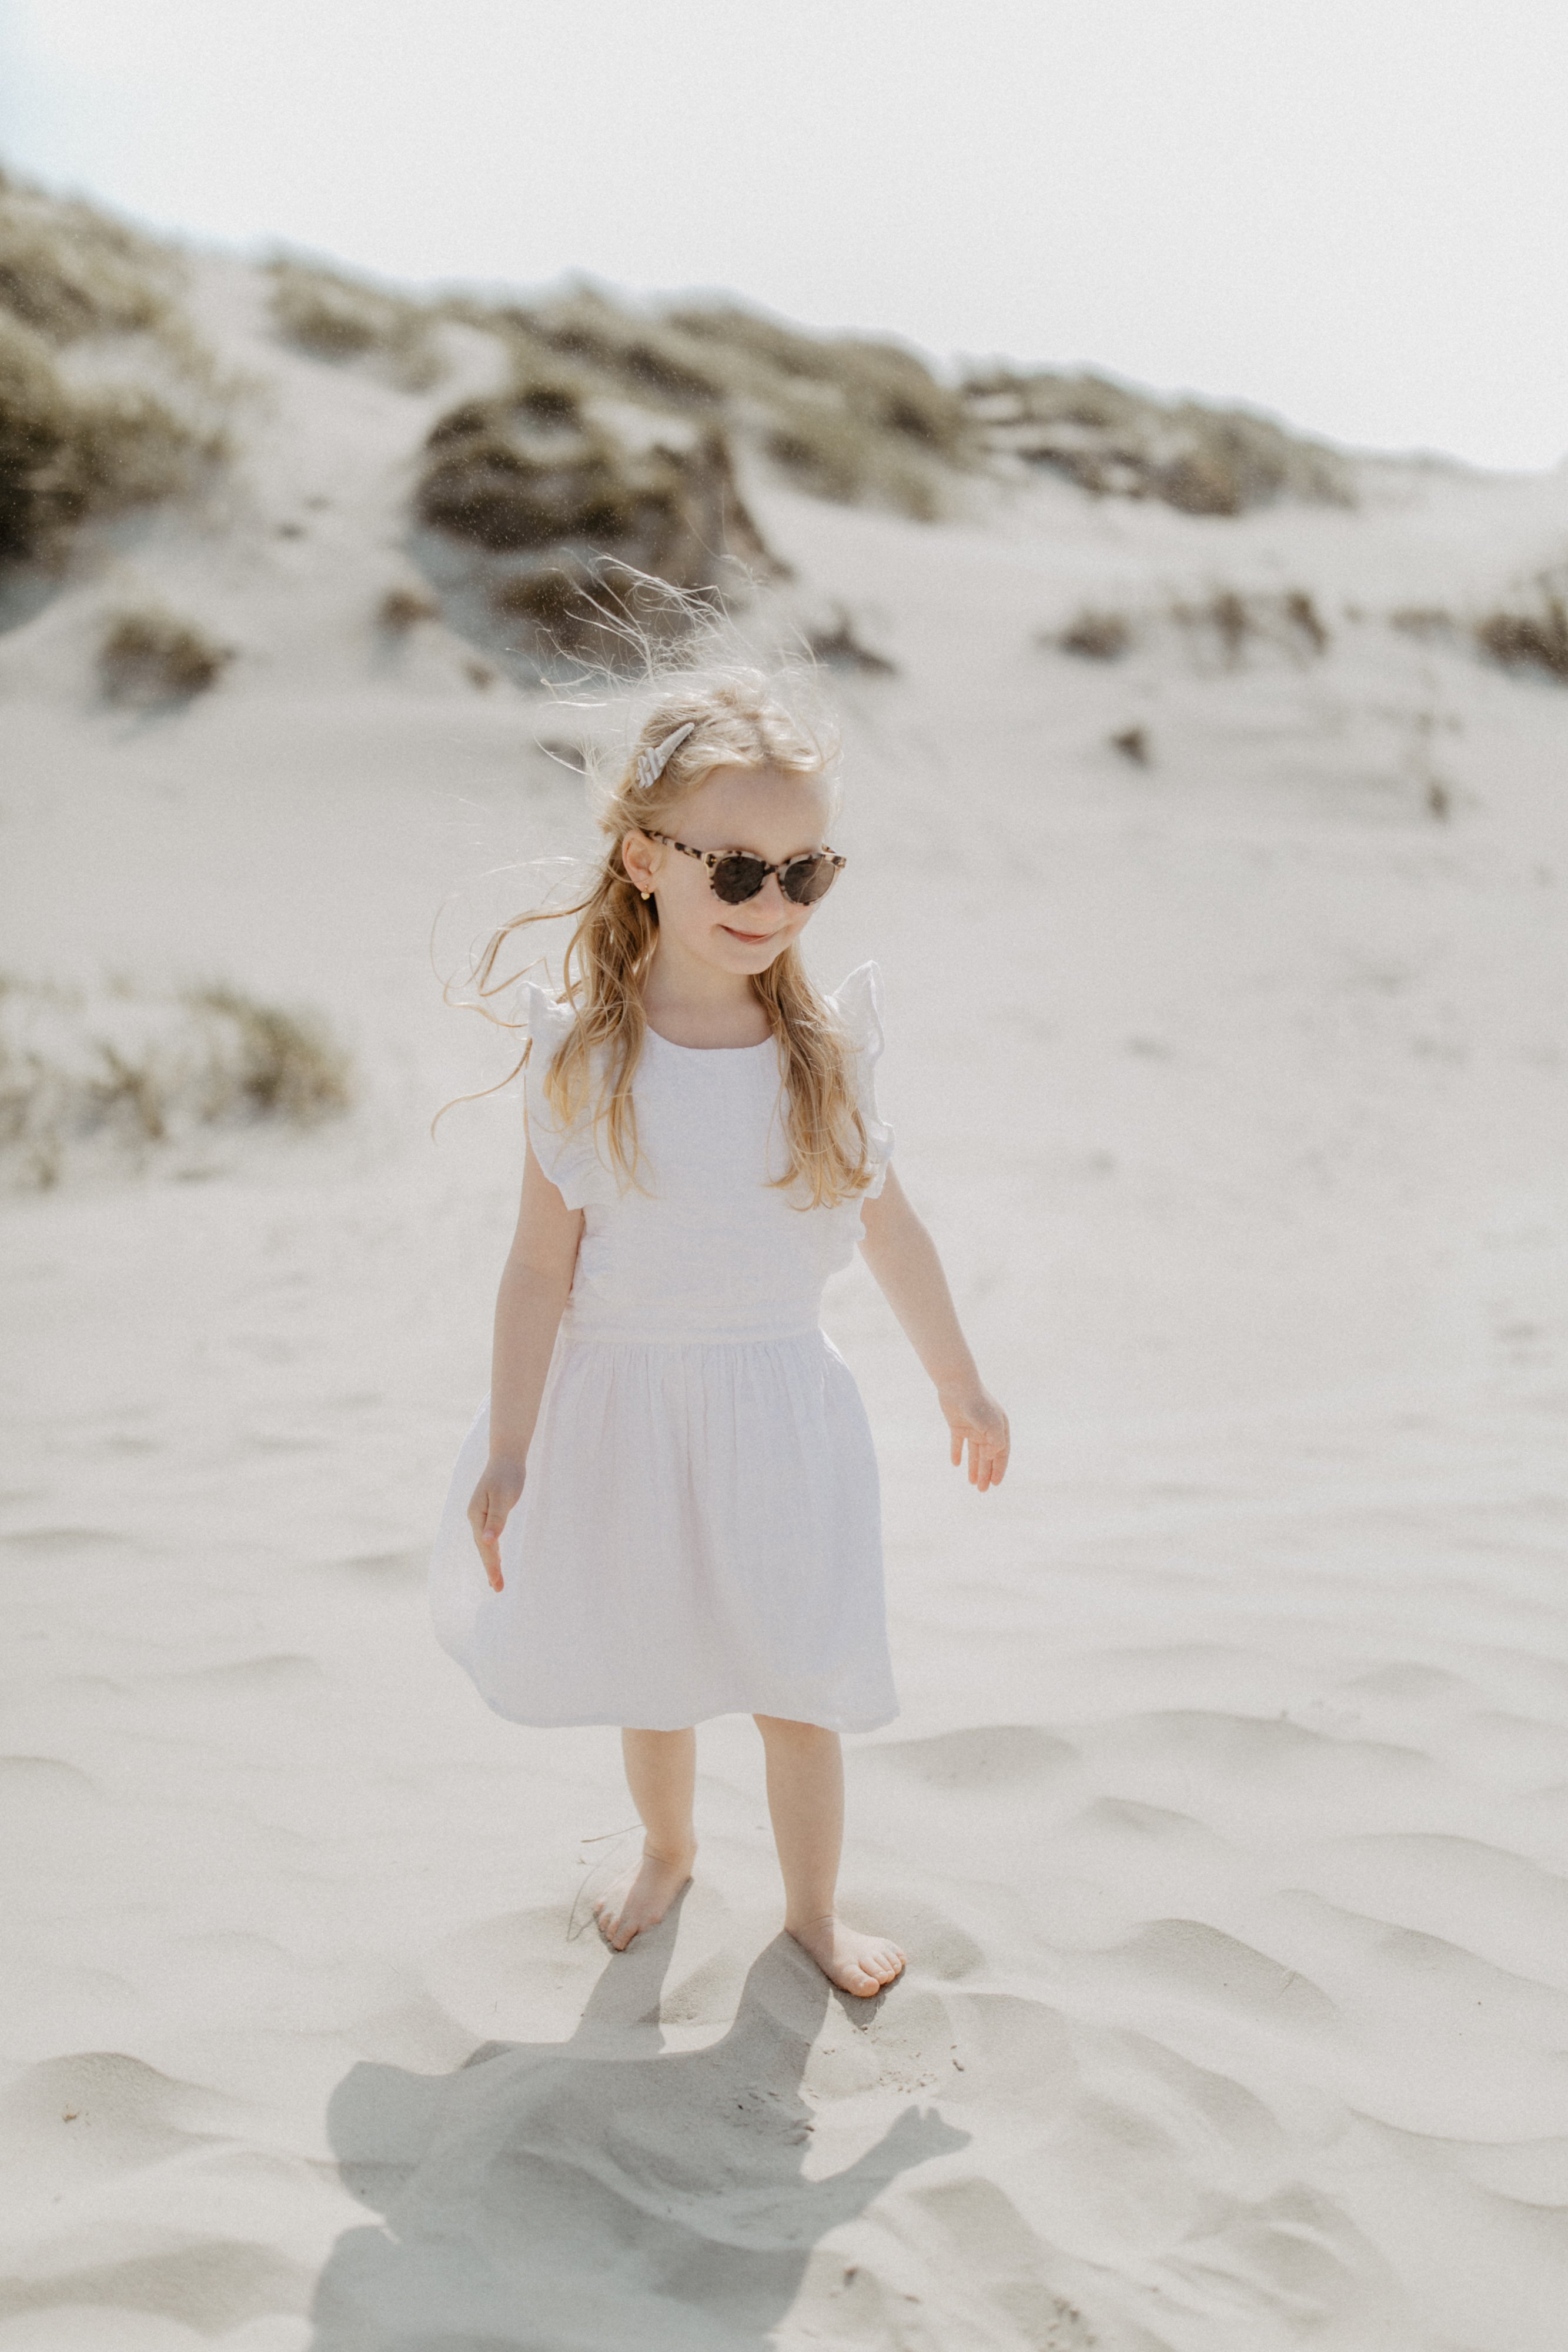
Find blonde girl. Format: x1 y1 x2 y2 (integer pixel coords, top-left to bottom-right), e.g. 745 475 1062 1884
429 672 1008 1997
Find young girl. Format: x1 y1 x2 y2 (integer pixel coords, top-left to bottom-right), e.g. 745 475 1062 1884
429 673 1009 1999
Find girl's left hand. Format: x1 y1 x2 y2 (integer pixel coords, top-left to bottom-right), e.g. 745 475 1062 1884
939 1381 1010 1492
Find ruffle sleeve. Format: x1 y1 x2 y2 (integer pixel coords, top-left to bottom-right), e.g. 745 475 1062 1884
827 961 895 1199
521 983 613 1211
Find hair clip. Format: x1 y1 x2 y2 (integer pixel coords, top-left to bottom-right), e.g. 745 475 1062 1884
635 721 696 794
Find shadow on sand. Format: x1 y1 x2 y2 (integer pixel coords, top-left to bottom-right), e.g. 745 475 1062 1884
309 1909 967 2349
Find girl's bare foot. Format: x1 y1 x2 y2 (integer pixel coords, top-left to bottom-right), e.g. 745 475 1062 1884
787 1912 905 1997
593 1842 696 1950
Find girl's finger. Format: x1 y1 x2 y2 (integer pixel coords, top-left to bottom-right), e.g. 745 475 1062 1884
977 1429 1008 1491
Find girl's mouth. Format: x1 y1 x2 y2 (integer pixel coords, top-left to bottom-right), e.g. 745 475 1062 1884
720 924 776 944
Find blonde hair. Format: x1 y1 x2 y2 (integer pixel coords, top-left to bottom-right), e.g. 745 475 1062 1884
470 670 872 1207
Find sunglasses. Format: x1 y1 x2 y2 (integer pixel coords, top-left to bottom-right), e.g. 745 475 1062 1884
644 831 846 907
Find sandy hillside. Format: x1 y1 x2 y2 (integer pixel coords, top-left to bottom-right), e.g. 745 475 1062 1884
4 215 1568 2352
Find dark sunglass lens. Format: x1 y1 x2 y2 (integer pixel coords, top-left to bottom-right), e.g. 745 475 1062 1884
782 854 837 906
711 854 768 904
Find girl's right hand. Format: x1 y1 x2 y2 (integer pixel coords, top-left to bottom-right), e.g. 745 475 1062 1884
938 1379 1011 1493
468 1457 525 1591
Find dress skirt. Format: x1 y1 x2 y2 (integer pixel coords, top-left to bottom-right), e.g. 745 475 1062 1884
429 1328 897 1733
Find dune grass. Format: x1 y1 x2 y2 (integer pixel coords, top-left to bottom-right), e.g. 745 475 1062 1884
417 363 774 661
490 564 610 658
804 609 898 676
1059 609 1133 660
0 313 219 565
0 168 176 346
4 161 1360 572
268 256 444 391
1046 587 1328 670
99 608 233 706
967 366 1353 515
0 978 352 1190
1169 586 1331 664
188 987 352 1122
0 173 228 566
377 585 440 634
439 298 1353 527
419 394 647 552
436 300 1354 529
435 285 971 524
1475 594 1568 683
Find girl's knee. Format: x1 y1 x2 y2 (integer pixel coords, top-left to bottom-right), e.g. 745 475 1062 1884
754 1713 837 1746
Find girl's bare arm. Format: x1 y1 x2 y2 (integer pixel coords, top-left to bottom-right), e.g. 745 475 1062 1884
857 1165 1010 1491
468 1135 583 1588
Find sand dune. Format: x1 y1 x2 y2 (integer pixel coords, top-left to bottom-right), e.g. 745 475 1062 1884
4 235 1568 2348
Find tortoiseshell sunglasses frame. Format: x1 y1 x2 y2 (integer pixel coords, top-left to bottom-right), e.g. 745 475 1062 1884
643 831 847 907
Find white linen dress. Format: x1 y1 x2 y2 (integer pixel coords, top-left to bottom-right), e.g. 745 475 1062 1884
427 963 899 1733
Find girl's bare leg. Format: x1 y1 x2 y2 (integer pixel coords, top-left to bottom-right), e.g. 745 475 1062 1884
594 1727 697 1951
754 1715 905 1997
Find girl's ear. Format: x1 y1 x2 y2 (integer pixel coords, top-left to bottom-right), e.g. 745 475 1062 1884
621 830 660 895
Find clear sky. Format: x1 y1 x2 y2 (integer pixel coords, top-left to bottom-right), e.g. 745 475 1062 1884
2 0 1564 470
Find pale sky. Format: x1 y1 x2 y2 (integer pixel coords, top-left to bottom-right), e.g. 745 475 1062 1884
2 0 1564 470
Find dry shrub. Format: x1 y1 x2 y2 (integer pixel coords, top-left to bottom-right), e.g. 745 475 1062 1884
0 169 175 345
967 367 1353 515
419 395 768 574
99 609 233 705
1059 609 1132 660
0 174 228 566
1170 586 1330 666
673 301 965 513
805 609 898 676
1475 597 1568 683
419 385 772 663
1209 590 1252 660
464 286 726 410
422 397 638 550
488 560 730 669
378 585 439 633
671 304 970 458
0 313 218 564
1283 589 1329 653
761 398 941 520
189 987 351 1122
0 979 351 1190
490 565 611 658
0 315 71 560
1110 726 1150 765
268 257 442 390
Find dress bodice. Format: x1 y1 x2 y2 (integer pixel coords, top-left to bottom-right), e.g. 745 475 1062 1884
522 965 892 1345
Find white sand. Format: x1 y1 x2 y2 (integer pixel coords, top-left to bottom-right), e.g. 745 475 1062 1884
3 260 1568 2348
